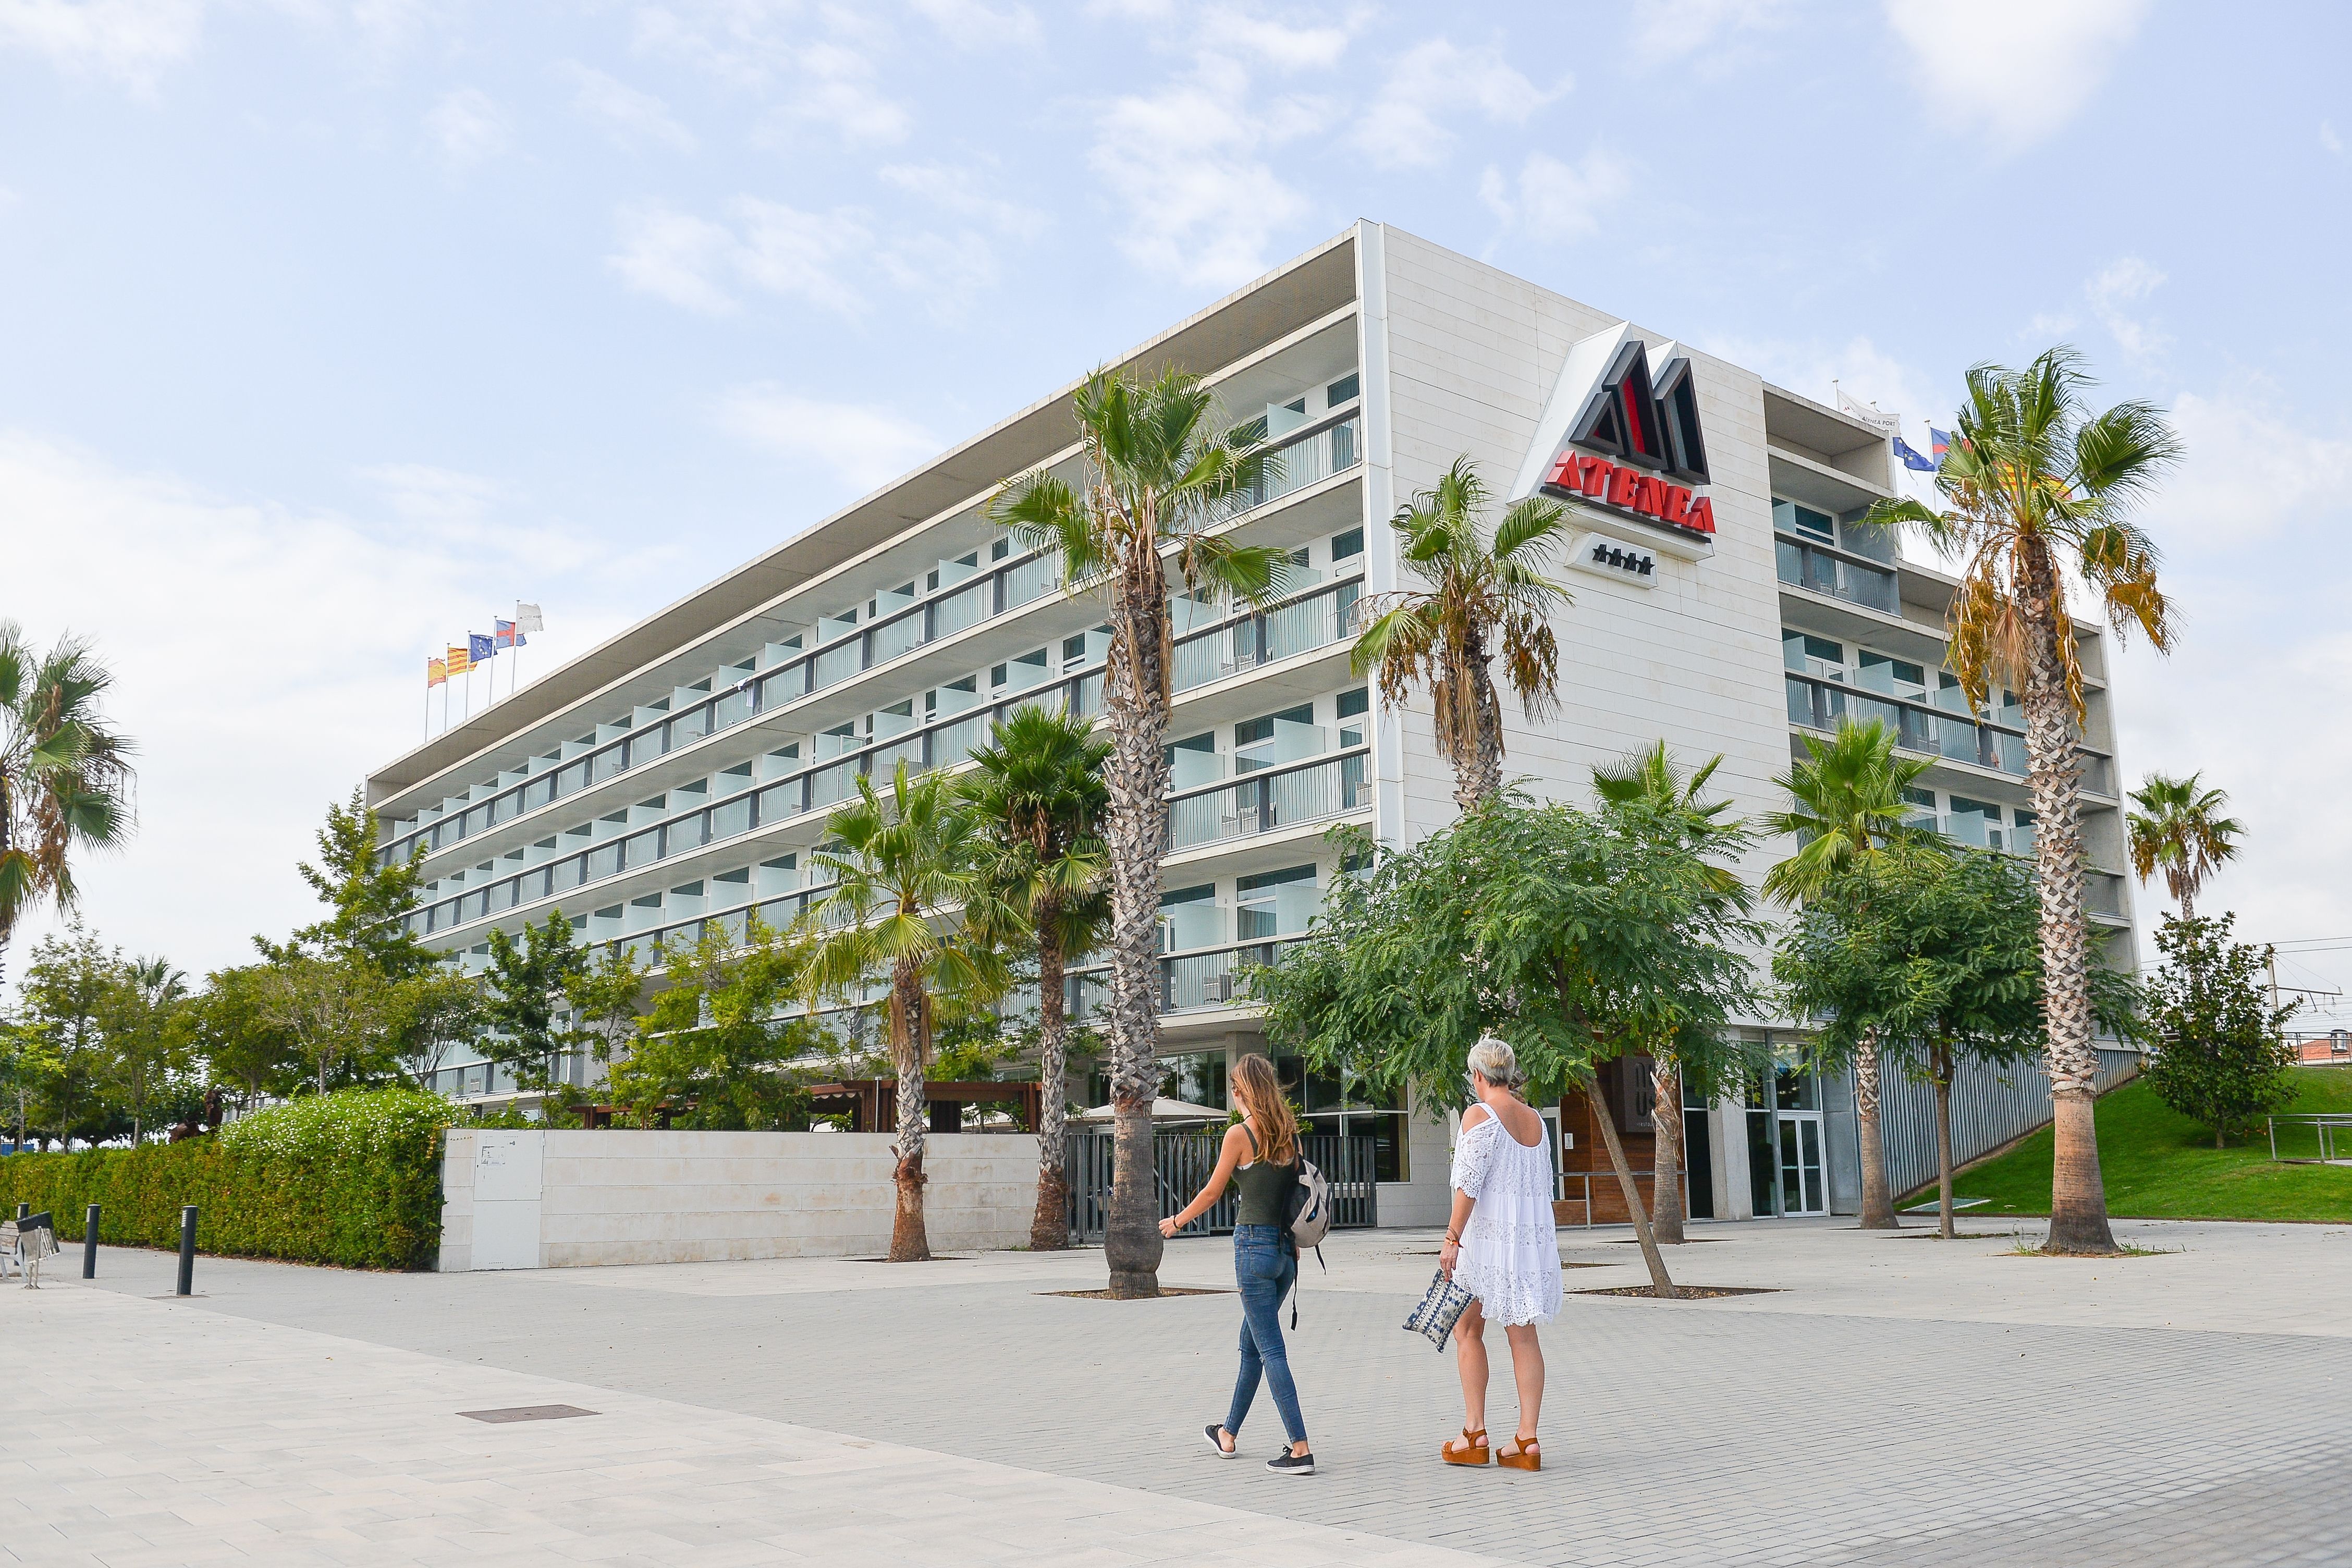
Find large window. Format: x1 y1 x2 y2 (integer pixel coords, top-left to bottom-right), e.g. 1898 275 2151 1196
1271 1053 1408 1183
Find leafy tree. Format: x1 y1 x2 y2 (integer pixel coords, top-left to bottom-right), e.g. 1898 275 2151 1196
807 761 1010 1261
1255 794 1765 1298
0 1014 59 1152
480 910 587 1093
261 788 432 979
189 963 301 1108
1763 717 1942 1230
990 364 1287 1297
1590 741 1758 1242
1351 455 1573 812
2141 913 2297 1148
1867 346 2182 1256
0 622 135 990
16 927 125 1148
253 953 398 1095
106 954 191 1143
390 969 485 1088
609 914 819 1130
960 705 1110 1252
2127 772 2241 922
565 941 650 1084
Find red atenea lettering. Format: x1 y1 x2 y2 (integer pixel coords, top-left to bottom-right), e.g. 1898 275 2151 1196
1684 496 1717 534
1579 458 1613 498
1545 451 1582 491
1661 485 1692 526
1604 466 1640 508
1631 476 1667 518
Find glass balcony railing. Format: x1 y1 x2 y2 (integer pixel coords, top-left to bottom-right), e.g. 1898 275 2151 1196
1776 536 1898 615
1165 750 1371 852
1785 672 2117 793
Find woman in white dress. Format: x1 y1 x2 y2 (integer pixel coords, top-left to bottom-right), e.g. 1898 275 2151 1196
1438 1037 1563 1472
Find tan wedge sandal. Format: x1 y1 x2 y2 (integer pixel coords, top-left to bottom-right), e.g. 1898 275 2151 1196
1497 1435 1540 1472
1441 1427 1489 1466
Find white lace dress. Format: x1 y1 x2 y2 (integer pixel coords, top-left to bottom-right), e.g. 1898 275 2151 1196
1449 1112 1564 1327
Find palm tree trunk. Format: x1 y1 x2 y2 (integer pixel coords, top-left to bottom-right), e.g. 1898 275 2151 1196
1100 548 1172 1297
888 963 931 1263
2019 562 2118 1256
1029 925 1071 1252
1648 1056 1685 1244
1855 1027 1897 1229
1582 1070 1677 1298
1932 1040 1955 1241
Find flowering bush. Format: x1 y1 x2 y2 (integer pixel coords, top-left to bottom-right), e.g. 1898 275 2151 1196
0 1088 453 1270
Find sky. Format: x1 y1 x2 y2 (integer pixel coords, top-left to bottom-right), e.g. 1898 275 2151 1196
4 0 2350 1020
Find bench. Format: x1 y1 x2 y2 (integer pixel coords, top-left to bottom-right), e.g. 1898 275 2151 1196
0 1216 58 1288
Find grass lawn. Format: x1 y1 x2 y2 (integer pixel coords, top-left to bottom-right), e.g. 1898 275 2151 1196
1920 1067 2352 1223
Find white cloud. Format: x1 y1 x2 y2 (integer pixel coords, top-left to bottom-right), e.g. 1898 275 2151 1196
1478 148 1633 242
358 463 511 528
608 201 742 313
2149 385 2352 548
607 198 873 317
1628 0 1791 67
1883 0 2148 153
560 61 696 152
0 0 205 95
638 3 912 146
1194 7 1352 71
907 0 1040 50
0 432 647 979
755 40 911 145
2325 121 2345 157
715 385 939 495
879 162 1046 238
1355 38 1562 170
874 230 1000 322
2022 310 2078 342
2085 255 2167 362
424 87 511 167
731 197 873 314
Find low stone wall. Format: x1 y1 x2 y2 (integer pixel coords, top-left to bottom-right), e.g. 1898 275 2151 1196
437 1129 1041 1271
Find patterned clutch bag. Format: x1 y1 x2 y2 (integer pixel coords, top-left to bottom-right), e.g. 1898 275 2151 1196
1402 1267 1475 1350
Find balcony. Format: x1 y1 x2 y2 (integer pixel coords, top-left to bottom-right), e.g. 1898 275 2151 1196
1775 535 1898 616
1165 750 1371 852
1784 672 2113 794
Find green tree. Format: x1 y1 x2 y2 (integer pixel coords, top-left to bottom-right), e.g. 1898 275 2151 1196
189 963 301 1109
988 365 1287 1297
1351 455 1573 812
17 926 126 1148
106 954 190 1144
390 969 485 1089
0 622 136 989
0 1014 60 1152
261 788 432 979
960 705 1111 1252
610 914 820 1130
1867 347 2182 1256
2141 913 2297 1148
1255 794 1765 1298
481 910 587 1094
2127 772 2241 922
1762 717 1940 1231
565 941 650 1086
254 953 398 1095
806 761 1011 1262
1590 741 1757 1243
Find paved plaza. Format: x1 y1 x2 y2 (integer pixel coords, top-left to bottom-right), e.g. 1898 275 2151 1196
10 1216 2352 1566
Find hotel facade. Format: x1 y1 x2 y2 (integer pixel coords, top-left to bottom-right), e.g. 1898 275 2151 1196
366 223 2143 1230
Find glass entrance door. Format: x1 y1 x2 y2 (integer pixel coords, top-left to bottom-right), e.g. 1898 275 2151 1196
1745 1064 1828 1217
1777 1113 1824 1215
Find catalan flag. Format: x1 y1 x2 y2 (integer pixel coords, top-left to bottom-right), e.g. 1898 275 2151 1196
427 656 448 688
448 643 472 677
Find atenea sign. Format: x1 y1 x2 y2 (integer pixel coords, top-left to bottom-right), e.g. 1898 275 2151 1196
1510 322 1716 541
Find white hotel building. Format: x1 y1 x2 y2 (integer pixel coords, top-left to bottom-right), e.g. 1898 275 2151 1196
366 223 2142 1229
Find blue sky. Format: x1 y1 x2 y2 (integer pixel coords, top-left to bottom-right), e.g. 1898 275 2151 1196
6 0 2350 1014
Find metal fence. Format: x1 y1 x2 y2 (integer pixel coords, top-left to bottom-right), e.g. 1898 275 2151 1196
1064 1130 1378 1242
1878 1045 2141 1198
2267 1114 2352 1163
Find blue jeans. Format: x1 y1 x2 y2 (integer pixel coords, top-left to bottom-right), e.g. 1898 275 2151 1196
1226 1224 1306 1447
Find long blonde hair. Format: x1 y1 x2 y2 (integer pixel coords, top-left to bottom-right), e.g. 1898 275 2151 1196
1232 1054 1298 1166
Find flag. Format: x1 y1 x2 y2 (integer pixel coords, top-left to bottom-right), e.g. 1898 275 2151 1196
1929 426 1953 462
514 602 544 634
495 618 521 648
447 643 471 677
1835 388 1899 435
469 632 496 663
1893 435 1938 472
427 656 448 688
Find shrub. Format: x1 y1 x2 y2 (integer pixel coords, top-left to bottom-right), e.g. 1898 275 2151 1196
0 1087 453 1270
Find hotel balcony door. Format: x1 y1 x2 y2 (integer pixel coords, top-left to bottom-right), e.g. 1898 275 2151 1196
1745 1067 1828 1217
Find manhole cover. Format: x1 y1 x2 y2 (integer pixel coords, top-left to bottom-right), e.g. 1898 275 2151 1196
1573 1285 1781 1301
458 1405 599 1423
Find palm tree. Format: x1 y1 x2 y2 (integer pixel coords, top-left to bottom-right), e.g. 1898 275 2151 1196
1592 742 1748 1243
1763 717 1940 1230
1351 456 1574 812
117 955 189 1143
1866 346 2180 1256
806 761 1010 1263
0 623 135 988
960 707 1111 1253
2127 771 2241 922
990 365 1288 1298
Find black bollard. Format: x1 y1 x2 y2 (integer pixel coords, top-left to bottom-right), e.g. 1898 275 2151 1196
13 1203 24 1221
176 1205 198 1296
83 1204 100 1279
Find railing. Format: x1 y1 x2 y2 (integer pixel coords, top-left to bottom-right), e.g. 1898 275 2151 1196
1166 749 1370 852
1171 579 1362 694
2265 1114 2352 1163
387 414 1363 872
1064 1130 1378 1242
1786 672 2026 775
1776 535 1897 615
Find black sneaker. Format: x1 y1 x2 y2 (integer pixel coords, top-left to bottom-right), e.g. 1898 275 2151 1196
1266 1449 1315 1476
1204 1424 1238 1459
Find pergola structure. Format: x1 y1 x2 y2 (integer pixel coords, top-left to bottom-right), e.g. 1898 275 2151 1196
806 1079 1042 1135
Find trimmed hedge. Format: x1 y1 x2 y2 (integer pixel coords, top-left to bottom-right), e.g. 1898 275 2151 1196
0 1088 454 1271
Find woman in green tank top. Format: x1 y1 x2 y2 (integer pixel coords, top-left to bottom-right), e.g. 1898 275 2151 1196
1159 1054 1316 1475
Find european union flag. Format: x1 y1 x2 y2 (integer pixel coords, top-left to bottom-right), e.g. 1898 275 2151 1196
469 632 496 662
1893 435 1938 472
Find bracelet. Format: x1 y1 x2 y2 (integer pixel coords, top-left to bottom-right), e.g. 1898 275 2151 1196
1443 1233 1460 1244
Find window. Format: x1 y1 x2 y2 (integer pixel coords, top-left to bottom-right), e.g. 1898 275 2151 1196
1326 372 1359 406
1857 650 1927 701
1235 863 1318 940
1272 1052 1407 1183
1773 498 1836 544
1337 687 1369 748
1782 633 1843 680
1331 526 1363 562
1159 882 1219 952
